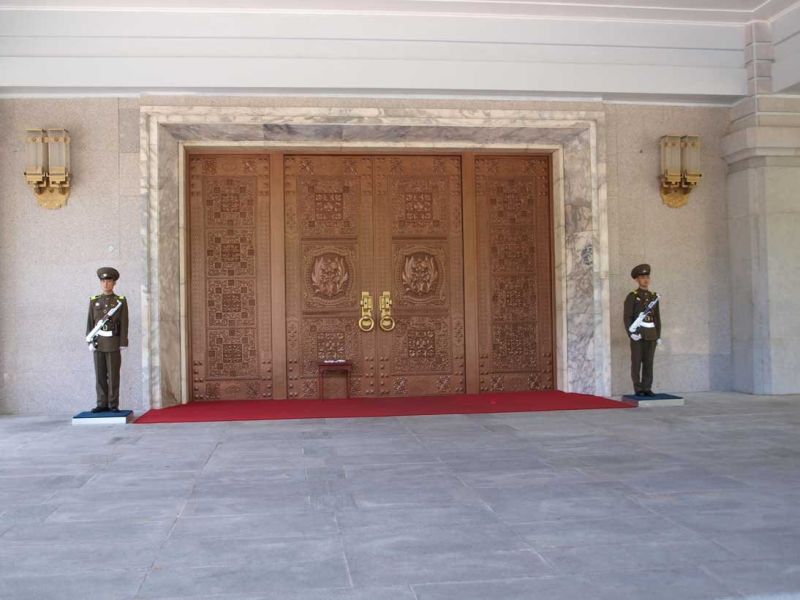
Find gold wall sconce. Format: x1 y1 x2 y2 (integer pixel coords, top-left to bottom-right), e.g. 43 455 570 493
660 135 701 208
24 128 71 209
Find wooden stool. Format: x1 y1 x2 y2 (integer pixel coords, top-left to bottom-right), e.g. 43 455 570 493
318 360 353 399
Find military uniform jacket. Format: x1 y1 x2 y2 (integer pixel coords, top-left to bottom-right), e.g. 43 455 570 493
86 293 129 352
623 288 661 341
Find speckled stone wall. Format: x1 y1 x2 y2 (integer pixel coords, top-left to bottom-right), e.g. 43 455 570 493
605 104 732 395
0 98 145 414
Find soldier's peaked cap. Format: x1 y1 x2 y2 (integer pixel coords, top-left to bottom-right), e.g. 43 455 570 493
97 267 120 281
630 264 651 279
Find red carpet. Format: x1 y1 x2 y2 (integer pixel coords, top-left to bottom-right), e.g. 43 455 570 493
135 390 633 424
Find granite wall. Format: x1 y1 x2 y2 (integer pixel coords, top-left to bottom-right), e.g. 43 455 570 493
0 98 145 414
0 96 732 414
606 104 732 395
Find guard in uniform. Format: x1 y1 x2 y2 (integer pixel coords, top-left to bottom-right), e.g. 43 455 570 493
623 264 661 397
87 267 128 413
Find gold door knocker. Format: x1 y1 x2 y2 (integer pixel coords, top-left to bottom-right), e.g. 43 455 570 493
358 291 375 332
379 291 396 332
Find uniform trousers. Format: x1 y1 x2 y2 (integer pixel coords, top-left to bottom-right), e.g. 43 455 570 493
94 350 122 410
630 339 657 393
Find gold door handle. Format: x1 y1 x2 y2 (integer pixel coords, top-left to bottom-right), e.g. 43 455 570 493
358 291 375 332
379 291 396 332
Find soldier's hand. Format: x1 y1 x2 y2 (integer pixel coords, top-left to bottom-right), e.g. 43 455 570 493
630 333 642 341
657 339 662 346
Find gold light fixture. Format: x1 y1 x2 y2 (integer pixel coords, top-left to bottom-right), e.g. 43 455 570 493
660 135 701 208
24 128 71 209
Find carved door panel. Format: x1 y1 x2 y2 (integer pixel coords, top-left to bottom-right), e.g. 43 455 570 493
373 156 466 396
475 156 555 391
284 156 377 399
188 155 273 400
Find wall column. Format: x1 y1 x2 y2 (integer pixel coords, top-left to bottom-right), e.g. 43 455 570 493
723 100 800 394
723 21 800 395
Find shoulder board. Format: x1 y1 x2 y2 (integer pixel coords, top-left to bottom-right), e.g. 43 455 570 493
118 295 125 300
91 295 99 300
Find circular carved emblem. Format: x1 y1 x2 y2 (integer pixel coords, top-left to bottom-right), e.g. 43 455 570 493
311 253 349 299
402 252 439 296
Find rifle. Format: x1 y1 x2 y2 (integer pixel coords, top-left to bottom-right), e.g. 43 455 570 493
628 294 660 334
86 299 124 349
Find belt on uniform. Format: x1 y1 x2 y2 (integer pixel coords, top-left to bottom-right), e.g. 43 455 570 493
639 322 655 328
97 330 114 337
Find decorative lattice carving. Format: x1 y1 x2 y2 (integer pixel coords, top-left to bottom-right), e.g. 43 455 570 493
206 230 255 278
300 318 360 377
491 323 536 372
492 276 536 321
316 331 346 361
391 317 451 374
299 180 358 237
204 176 256 228
207 328 258 378
206 279 256 328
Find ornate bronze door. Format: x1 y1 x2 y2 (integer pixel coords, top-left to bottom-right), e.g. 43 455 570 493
475 155 555 391
187 152 554 402
284 155 466 398
187 155 274 400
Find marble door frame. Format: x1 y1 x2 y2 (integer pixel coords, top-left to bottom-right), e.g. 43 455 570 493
140 104 610 409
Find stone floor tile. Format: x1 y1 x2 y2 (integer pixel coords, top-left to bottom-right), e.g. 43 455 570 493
583 566 741 600
321 451 439 467
702 560 800 597
153 535 347 572
619 466 752 494
412 576 597 600
137 562 350 598
252 587 418 600
335 504 500 533
168 511 338 541
1 518 176 545
510 514 702 548
0 539 159 574
45 499 185 523
538 539 737 574
341 524 552 586
651 506 800 534
711 531 800 560
0 568 147 600
479 490 652 523
180 495 314 517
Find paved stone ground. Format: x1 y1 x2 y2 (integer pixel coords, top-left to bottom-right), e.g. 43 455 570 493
1 392 800 600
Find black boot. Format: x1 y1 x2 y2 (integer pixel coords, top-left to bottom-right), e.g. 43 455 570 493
91 406 108 413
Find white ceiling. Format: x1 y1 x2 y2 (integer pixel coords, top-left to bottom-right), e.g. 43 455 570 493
1 0 798 23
